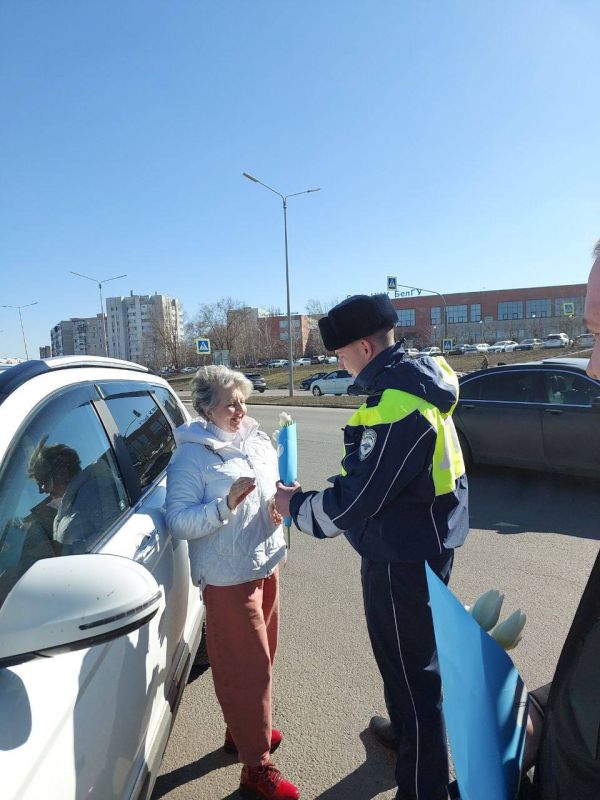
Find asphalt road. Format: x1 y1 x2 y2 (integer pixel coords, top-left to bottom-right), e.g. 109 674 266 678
153 405 600 800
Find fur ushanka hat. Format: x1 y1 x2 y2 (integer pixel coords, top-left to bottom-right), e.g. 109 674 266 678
318 294 398 351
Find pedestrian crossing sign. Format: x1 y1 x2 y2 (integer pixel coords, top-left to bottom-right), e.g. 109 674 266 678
563 302 575 317
387 276 397 291
196 337 211 355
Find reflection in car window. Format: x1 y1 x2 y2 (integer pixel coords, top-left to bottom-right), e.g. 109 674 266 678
0 388 128 609
465 371 538 402
543 372 600 407
99 385 175 490
152 385 186 429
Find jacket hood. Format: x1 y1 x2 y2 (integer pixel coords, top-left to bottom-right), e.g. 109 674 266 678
351 343 458 413
174 416 260 450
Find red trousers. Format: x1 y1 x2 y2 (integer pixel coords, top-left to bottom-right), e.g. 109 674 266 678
204 567 280 766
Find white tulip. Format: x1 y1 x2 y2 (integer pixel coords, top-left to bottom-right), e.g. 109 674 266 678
279 411 293 427
272 428 280 443
469 589 504 632
491 609 527 650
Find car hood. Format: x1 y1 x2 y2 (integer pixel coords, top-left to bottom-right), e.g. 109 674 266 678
350 343 459 413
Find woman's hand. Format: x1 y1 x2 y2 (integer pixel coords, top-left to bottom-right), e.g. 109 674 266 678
227 477 256 510
269 498 283 526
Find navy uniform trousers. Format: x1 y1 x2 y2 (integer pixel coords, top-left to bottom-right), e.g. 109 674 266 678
361 550 454 800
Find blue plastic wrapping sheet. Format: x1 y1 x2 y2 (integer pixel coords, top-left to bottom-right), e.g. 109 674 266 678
425 565 528 800
277 422 297 530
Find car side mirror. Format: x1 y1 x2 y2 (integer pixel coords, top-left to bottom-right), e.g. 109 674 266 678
0 554 161 668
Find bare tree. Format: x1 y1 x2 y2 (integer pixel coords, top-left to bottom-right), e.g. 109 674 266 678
305 297 341 316
147 302 183 369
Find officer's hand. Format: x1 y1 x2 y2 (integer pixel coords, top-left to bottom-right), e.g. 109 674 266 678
274 481 301 517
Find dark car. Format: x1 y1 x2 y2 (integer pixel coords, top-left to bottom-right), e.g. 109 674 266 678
300 371 328 390
454 357 600 478
244 372 267 393
310 356 326 365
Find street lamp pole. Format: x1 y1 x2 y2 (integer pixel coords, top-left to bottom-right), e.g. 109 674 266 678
70 271 127 356
1 302 38 359
243 172 320 397
392 283 448 343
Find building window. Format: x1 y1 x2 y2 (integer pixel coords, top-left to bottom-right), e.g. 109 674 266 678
498 301 523 320
397 309 416 327
430 307 441 325
525 299 551 318
447 305 468 324
279 320 288 329
470 304 481 322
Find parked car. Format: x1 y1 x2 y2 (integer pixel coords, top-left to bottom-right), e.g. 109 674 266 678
294 358 312 366
515 338 544 351
0 357 205 800
324 355 338 363
267 359 288 368
448 345 467 355
405 347 420 357
244 371 267 393
576 333 595 348
300 371 328 390
463 343 489 354
310 355 326 364
417 347 442 356
310 369 355 396
543 333 570 348
488 340 519 353
454 357 600 477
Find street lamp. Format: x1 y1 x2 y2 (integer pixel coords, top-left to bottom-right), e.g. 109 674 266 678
392 283 448 342
70 271 127 357
243 172 320 397
1 302 38 359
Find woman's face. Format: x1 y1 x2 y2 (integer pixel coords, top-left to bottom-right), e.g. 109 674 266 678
206 386 247 433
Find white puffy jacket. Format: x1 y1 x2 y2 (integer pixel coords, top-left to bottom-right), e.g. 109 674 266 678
165 416 286 588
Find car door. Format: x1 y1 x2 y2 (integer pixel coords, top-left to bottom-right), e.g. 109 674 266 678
0 382 162 800
93 380 197 790
326 371 341 393
540 369 600 475
456 369 545 467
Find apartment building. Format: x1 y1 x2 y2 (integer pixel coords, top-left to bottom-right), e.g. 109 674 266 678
106 292 183 365
50 315 106 357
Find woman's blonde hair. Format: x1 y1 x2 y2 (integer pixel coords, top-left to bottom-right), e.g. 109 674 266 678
191 365 253 417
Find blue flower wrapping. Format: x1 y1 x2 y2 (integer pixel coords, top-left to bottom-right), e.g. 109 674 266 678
277 422 297 528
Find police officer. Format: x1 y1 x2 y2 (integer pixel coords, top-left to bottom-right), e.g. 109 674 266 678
275 294 469 800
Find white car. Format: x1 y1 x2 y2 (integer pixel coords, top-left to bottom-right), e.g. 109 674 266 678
576 333 595 348
417 347 442 356
543 333 570 348
267 359 288 368
488 340 519 353
293 358 312 366
0 356 204 800
310 369 355 396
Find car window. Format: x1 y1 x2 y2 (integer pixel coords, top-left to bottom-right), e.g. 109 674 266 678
471 371 538 402
543 371 600 407
0 386 129 609
151 385 186 428
97 382 175 490
326 372 338 379
459 377 481 400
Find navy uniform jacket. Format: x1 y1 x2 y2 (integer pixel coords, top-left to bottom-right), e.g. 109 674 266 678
289 343 469 562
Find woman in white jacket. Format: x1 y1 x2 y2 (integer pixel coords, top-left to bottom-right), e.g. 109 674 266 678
165 365 299 800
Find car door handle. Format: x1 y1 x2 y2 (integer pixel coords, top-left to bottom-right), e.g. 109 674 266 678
135 531 160 561
544 409 563 415
461 404 475 410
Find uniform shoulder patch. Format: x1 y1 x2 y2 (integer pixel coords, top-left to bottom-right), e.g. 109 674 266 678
359 428 377 460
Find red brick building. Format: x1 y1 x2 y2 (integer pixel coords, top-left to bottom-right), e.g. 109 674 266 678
390 283 587 347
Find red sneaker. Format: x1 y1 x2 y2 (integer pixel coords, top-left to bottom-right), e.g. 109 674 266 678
239 762 300 800
224 728 283 755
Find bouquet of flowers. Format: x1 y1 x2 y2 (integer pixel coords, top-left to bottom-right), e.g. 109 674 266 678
273 412 297 548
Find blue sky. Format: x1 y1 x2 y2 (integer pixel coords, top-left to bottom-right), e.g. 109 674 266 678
1 0 599 358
